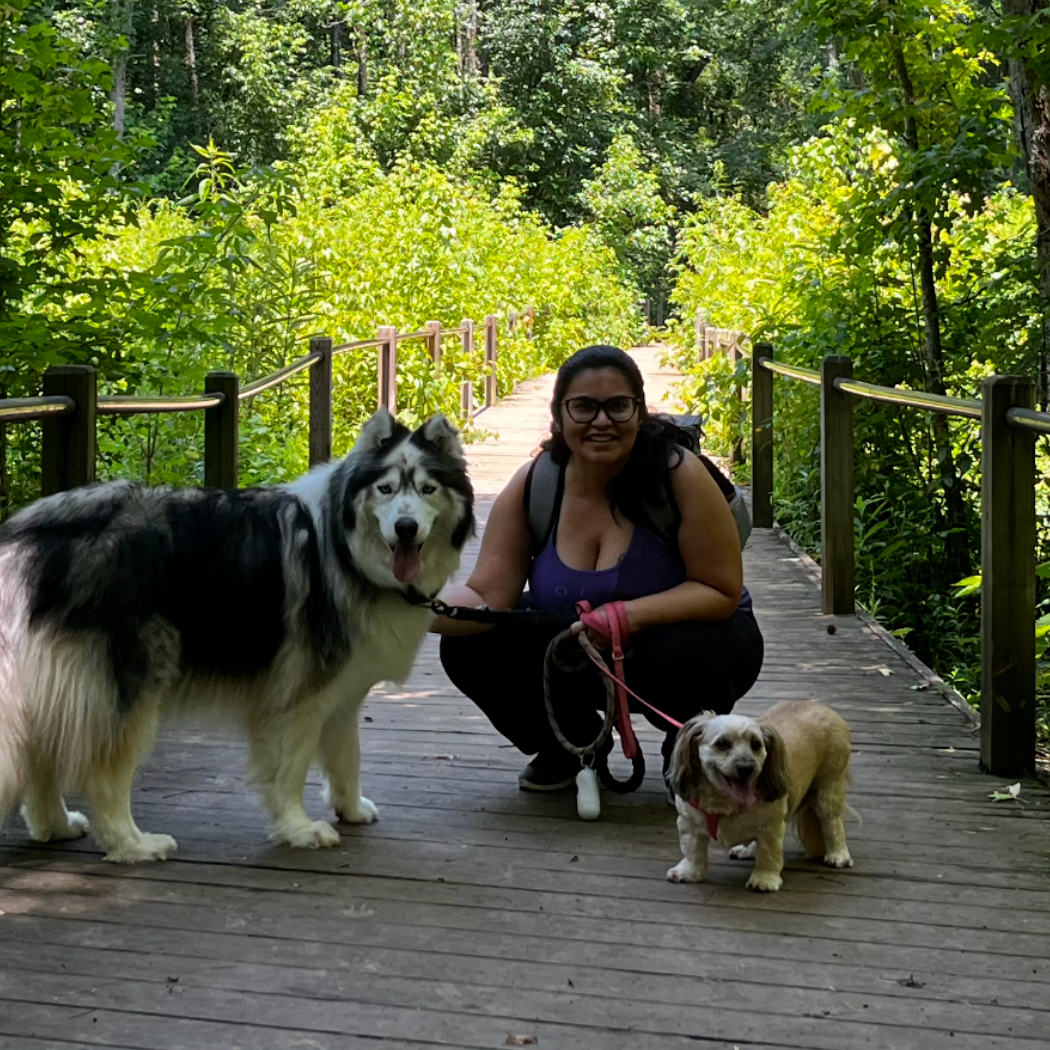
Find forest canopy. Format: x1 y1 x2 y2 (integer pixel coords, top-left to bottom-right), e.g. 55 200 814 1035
2 0 1050 735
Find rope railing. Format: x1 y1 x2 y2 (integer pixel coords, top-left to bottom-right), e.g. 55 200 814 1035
700 317 1041 778
0 396 75 424
0 309 533 497
239 351 323 401
97 392 226 416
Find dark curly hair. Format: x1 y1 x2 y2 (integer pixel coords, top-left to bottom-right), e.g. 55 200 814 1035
542 345 689 526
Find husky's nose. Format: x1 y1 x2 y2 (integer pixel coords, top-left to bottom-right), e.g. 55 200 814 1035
734 760 755 780
395 517 419 542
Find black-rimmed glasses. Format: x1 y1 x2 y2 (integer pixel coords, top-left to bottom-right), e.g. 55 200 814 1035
561 395 641 424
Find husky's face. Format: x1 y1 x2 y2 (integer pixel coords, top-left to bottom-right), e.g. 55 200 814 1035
343 411 474 593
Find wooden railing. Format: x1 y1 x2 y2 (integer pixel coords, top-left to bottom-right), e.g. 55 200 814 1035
729 339 1042 777
0 313 523 496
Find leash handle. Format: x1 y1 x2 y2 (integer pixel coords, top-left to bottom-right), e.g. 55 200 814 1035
575 601 638 759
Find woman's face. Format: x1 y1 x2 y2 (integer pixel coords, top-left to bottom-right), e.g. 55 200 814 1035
555 367 643 468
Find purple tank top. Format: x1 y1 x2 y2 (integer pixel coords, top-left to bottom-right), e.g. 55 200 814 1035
529 523 688 612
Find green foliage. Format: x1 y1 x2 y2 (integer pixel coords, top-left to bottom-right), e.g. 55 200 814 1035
667 116 1040 723
46 150 639 489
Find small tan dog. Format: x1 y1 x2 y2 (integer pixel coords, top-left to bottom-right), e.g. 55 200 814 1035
666 700 854 892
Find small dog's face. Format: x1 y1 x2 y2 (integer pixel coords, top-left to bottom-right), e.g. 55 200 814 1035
697 714 768 806
669 712 788 809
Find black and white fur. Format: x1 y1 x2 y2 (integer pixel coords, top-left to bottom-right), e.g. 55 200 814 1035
0 410 473 862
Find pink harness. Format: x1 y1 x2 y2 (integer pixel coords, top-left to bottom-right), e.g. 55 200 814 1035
686 798 722 840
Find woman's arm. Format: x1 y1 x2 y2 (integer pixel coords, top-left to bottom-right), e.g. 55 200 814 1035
620 454 743 631
428 462 534 635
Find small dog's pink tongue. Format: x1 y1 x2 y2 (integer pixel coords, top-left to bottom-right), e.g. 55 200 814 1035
726 779 758 807
391 543 422 584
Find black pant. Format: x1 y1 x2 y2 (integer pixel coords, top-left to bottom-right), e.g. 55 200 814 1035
440 611 764 760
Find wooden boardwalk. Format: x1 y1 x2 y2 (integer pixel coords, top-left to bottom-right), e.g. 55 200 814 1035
1 348 1049 1050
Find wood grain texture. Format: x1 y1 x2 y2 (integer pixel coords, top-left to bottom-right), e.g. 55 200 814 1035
2 348 1047 1050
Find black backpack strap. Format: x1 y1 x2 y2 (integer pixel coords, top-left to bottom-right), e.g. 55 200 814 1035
524 451 564 555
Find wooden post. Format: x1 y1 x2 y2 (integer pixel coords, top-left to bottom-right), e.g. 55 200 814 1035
508 308 518 335
483 314 498 407
705 326 717 361
42 365 96 495
377 325 397 414
309 336 333 466
426 320 442 370
980 375 1036 775
460 380 474 421
730 334 744 468
820 356 855 615
695 308 707 360
751 343 774 528
460 318 474 358
204 371 239 488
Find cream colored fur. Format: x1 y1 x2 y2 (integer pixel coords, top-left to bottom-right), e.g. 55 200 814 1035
666 700 854 892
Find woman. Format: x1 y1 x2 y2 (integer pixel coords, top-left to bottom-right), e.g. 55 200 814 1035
433 345 763 791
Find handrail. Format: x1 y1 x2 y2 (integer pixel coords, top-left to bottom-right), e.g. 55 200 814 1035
0 396 75 423
97 392 226 416
1005 406 1050 435
396 329 430 342
440 326 468 337
239 351 322 400
332 337 386 357
758 356 821 387
834 377 982 420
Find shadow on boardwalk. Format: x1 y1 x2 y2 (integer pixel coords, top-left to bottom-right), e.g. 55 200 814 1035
1 349 1048 1050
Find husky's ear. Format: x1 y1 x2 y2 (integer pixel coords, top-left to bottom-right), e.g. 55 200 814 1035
416 414 465 460
755 723 791 802
355 409 403 454
668 713 714 803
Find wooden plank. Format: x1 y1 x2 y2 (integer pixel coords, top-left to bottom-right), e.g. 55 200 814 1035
2 346 1049 1050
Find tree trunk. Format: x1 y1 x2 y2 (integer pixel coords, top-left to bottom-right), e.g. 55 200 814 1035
110 0 136 142
890 29 968 574
1002 0 1050 407
357 26 368 96
184 15 199 112
330 20 343 74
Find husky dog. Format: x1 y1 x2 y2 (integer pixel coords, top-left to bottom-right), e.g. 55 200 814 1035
0 410 473 862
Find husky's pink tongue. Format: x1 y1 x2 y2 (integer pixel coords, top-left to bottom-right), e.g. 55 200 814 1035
726 779 758 808
392 543 422 584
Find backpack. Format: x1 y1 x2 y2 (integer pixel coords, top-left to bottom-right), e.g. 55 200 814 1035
523 414 752 553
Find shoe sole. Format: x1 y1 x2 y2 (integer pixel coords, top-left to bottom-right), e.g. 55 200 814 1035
518 775 576 792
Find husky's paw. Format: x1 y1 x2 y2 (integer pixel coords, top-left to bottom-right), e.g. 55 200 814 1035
23 807 91 842
729 841 757 861
823 849 854 869
278 819 341 849
104 833 178 864
746 870 783 893
334 795 378 825
667 860 706 883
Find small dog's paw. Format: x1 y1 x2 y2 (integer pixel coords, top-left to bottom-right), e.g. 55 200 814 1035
746 871 783 893
823 850 853 869
279 820 341 849
667 860 705 883
335 796 378 825
728 841 757 861
104 833 178 864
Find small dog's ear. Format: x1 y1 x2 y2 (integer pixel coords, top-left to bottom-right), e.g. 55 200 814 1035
756 723 791 802
416 414 465 460
668 714 713 802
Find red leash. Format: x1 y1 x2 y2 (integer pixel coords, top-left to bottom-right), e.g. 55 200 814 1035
574 601 684 758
